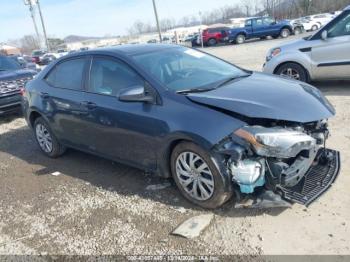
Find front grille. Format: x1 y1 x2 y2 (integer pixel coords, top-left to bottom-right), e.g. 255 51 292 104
0 76 33 95
279 148 340 206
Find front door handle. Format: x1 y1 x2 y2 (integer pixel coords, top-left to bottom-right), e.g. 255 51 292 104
80 101 97 110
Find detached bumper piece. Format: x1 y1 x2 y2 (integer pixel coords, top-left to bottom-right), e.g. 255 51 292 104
279 148 340 206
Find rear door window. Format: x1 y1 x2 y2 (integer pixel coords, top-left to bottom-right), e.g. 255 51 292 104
45 58 86 90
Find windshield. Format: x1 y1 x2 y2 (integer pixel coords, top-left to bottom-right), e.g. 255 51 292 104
0 56 21 71
131 46 248 92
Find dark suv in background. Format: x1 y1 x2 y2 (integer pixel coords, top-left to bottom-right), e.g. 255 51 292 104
0 56 36 115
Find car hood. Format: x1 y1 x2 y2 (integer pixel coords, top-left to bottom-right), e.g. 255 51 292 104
0 68 36 81
186 72 335 123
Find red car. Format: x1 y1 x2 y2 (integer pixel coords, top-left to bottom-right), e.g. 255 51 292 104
31 50 46 64
202 27 230 46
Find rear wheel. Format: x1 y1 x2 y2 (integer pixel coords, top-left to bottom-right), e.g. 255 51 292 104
235 34 245 44
280 28 290 38
171 142 232 209
311 24 319 31
34 117 66 158
276 63 309 82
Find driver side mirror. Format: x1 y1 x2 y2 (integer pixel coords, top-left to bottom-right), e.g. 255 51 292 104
321 30 328 40
119 85 155 104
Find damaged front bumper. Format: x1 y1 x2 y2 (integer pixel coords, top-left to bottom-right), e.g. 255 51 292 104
279 148 340 206
216 121 341 208
234 148 340 208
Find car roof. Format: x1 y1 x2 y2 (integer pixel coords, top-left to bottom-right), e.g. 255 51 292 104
88 44 180 56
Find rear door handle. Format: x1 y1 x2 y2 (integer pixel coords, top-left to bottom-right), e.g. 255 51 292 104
40 92 50 99
80 101 97 110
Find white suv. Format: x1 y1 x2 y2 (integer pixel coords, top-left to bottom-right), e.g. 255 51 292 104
263 6 350 82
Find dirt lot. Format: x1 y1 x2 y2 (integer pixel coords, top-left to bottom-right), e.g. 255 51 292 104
1 34 349 256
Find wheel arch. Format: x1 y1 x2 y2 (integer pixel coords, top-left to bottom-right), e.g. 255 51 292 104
273 61 311 81
29 110 44 128
157 134 212 178
280 26 293 33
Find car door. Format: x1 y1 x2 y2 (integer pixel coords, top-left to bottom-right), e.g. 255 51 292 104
43 56 92 150
311 11 350 80
263 17 279 36
81 55 162 169
251 18 265 37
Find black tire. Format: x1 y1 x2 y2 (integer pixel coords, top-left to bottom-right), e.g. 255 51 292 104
260 36 267 40
235 34 245 44
280 28 290 38
170 142 232 209
275 62 309 83
33 117 66 158
272 35 279 39
207 38 217 46
294 27 302 35
311 24 318 31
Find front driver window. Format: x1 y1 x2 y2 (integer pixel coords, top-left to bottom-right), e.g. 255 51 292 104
327 12 350 38
89 57 144 96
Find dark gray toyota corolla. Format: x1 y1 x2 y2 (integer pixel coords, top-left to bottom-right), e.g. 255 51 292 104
22 44 340 209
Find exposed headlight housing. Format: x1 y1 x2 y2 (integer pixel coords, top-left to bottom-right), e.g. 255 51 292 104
266 47 281 61
234 126 316 158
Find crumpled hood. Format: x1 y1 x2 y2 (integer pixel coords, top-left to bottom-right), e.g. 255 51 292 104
0 69 36 81
187 72 335 123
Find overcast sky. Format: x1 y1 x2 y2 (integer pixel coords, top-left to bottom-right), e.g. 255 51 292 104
0 0 242 42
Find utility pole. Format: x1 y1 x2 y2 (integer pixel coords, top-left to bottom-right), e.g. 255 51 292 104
199 11 204 48
23 0 40 44
35 0 50 51
152 0 162 43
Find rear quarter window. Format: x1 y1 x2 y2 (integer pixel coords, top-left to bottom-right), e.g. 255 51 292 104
45 58 86 90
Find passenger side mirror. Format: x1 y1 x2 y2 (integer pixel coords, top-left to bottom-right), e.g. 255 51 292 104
321 30 328 40
119 85 155 104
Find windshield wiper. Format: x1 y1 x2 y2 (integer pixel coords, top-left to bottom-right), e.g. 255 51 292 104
176 88 215 94
214 74 250 89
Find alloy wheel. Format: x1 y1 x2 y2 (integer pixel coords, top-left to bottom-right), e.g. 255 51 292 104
280 67 300 80
35 123 53 153
175 152 215 201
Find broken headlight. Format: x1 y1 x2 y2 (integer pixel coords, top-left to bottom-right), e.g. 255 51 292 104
234 126 316 158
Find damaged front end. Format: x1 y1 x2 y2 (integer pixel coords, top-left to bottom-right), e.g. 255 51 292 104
216 119 340 208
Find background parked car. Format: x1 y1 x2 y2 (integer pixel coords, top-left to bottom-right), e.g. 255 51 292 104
38 53 58 66
291 18 321 31
201 27 230 46
263 5 350 82
8 55 37 71
305 13 334 27
227 17 293 44
288 19 305 35
0 55 36 115
31 50 46 64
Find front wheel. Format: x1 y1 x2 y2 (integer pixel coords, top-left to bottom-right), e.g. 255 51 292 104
276 63 309 82
207 38 217 46
34 117 66 158
171 142 232 209
294 27 302 35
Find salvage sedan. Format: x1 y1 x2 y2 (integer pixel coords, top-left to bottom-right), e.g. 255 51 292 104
22 44 340 209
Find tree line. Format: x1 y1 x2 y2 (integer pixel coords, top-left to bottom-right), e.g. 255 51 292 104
128 0 349 35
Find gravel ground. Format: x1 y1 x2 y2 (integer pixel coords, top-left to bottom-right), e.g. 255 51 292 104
0 34 349 256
